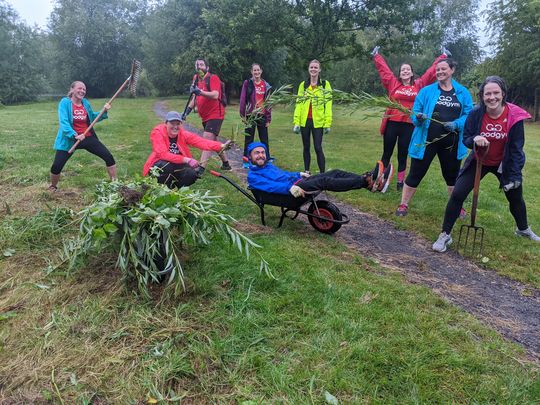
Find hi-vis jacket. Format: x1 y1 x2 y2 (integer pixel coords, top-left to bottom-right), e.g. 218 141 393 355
293 79 332 128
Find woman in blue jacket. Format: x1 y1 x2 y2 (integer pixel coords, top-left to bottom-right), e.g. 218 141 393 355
396 58 473 216
49 81 116 191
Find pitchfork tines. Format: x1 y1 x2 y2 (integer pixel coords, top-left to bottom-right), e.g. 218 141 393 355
457 144 489 258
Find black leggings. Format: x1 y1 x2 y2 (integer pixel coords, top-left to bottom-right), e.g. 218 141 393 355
152 160 198 189
50 135 115 175
297 169 368 193
381 121 413 172
406 132 461 188
301 118 325 172
243 120 269 157
442 162 528 233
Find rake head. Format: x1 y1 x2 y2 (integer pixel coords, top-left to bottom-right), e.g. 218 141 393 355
457 223 484 258
128 59 142 96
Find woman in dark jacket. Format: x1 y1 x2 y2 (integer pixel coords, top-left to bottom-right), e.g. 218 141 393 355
433 76 540 252
239 63 272 166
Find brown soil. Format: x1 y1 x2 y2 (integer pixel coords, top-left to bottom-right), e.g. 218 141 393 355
154 101 540 362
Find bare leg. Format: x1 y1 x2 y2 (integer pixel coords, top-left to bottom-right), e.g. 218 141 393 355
400 183 417 206
49 173 60 190
106 164 117 180
200 131 227 168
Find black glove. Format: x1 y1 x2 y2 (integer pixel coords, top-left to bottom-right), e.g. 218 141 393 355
190 85 202 96
181 107 192 121
416 113 428 122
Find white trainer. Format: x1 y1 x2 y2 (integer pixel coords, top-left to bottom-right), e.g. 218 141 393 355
515 227 540 242
432 232 452 252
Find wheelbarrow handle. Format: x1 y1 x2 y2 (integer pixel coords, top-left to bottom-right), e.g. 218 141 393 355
210 171 259 206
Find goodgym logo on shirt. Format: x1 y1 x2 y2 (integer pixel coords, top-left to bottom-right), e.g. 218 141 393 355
73 108 87 120
436 95 460 108
481 121 508 140
395 88 417 97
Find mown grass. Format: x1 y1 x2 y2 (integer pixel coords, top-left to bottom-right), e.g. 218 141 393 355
0 98 539 403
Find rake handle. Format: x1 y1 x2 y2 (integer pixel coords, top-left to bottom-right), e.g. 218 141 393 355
67 76 132 154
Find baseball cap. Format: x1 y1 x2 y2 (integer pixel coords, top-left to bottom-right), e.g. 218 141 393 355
165 111 183 122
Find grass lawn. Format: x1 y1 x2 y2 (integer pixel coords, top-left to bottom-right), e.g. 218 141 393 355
0 98 538 403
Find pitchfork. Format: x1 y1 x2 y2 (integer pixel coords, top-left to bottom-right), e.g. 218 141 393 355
68 59 141 154
457 144 490 257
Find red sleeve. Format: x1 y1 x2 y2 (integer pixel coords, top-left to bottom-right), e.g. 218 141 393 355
183 130 223 152
373 54 400 93
415 54 446 89
150 127 186 164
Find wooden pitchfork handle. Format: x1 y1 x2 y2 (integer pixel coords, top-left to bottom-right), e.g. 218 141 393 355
470 143 490 227
67 76 131 154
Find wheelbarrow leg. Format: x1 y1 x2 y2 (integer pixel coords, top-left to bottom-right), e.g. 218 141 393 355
259 204 266 226
278 207 287 228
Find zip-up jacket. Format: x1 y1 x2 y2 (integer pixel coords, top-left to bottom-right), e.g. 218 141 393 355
293 78 332 128
460 103 531 186
239 78 272 123
53 97 108 151
247 142 301 194
143 123 222 176
374 53 446 135
409 80 473 160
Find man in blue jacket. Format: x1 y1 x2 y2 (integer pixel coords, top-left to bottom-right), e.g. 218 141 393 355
246 142 393 197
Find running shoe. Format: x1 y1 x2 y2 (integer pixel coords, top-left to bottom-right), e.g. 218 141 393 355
377 163 394 193
432 232 452 252
195 166 206 178
365 160 384 192
221 161 232 171
395 203 408 217
242 161 249 169
515 227 540 242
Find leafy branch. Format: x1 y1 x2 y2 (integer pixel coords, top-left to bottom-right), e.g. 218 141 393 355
47 178 272 298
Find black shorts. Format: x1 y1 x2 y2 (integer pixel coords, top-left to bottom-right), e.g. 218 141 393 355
202 119 223 136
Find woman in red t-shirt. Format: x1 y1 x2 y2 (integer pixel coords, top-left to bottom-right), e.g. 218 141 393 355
433 76 540 252
371 46 448 190
239 63 272 166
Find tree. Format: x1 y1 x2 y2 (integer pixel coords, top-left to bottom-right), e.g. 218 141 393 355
0 0 47 104
483 0 540 105
48 0 147 98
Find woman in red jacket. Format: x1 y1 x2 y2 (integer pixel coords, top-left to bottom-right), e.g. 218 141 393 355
143 111 230 189
371 46 449 190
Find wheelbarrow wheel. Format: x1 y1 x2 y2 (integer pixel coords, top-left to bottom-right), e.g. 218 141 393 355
307 200 343 234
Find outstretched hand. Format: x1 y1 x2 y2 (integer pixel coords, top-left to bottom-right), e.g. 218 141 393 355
370 45 380 57
441 45 452 57
219 140 233 154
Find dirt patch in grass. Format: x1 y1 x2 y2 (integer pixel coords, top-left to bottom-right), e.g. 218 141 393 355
154 101 540 362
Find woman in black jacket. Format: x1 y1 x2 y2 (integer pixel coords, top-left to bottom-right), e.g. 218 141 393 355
433 76 540 252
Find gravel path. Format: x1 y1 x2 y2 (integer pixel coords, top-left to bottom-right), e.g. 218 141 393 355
154 101 540 361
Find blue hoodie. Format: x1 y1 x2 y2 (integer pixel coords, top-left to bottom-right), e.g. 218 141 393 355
246 142 301 195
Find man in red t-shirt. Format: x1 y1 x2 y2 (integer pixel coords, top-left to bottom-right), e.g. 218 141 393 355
183 58 230 176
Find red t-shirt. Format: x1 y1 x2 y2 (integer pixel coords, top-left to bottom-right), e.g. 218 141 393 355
480 105 509 166
254 80 265 109
72 103 89 135
195 74 225 121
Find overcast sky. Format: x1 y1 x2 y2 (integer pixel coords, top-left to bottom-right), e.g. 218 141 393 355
5 0 493 53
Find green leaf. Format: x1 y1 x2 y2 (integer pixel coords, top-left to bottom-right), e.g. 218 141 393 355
0 311 18 321
103 223 118 233
92 228 107 240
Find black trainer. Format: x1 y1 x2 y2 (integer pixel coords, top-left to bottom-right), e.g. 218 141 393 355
221 161 232 171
